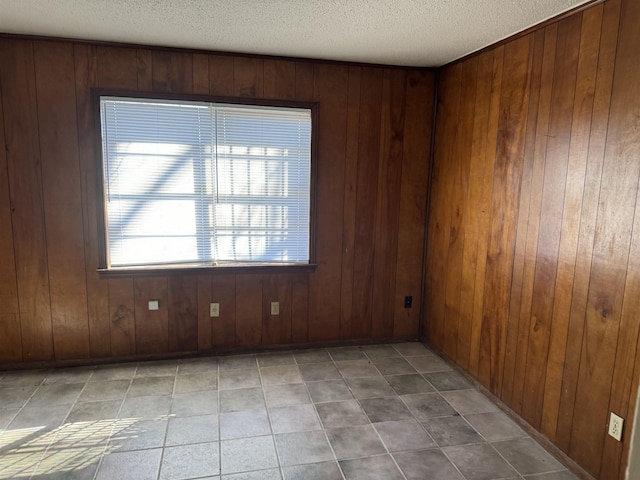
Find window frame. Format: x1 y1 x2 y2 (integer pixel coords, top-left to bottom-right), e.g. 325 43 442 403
93 89 318 276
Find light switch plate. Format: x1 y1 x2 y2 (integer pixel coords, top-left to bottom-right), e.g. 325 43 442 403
148 300 159 311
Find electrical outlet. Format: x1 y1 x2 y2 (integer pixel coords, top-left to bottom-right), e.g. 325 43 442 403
609 412 624 441
209 302 220 318
271 301 280 315
148 300 159 311
404 296 412 308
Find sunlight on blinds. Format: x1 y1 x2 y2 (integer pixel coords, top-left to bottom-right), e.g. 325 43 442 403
100 97 311 267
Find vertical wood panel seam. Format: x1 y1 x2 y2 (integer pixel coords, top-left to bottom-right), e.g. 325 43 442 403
621 293 640 478
232 57 236 96
566 5 622 453
137 49 141 91
369 68 382 338
71 45 94 357
0 67 25 361
499 36 534 395
149 50 154 91
439 66 463 349
467 48 499 377
341 67 361 339
500 31 544 399
625 342 640 478
552 9 603 439
337 67 358 338
31 40 56 360
513 27 556 407
531 13 582 427
455 59 480 362
419 71 439 339
480 45 507 385
603 171 640 476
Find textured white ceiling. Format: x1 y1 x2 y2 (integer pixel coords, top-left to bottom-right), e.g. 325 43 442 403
0 0 592 67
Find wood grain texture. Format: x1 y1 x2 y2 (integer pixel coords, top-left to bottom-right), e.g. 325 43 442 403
208 55 234 96
466 47 502 378
152 50 193 94
134 277 169 354
350 67 382 340
521 14 581 428
371 69 405 339
501 28 545 409
425 63 461 350
541 5 602 441
291 273 309 343
568 0 640 473
233 57 263 98
603 162 640 479
168 276 198 352
196 275 213 351
556 0 620 455
456 49 493 372
262 275 292 345
136 49 152 91
96 45 138 89
507 25 557 414
339 65 361 340
211 275 236 348
294 62 314 102
263 60 296 100
192 53 210 94
478 34 532 393
2 2 640 477
425 1 639 478
394 70 434 337
95 44 142 359
0 39 54 361
307 64 348 342
235 275 262 347
444 58 477 358
1 28 428 367
0 66 22 362
74 43 111 358
108 278 135 356
34 41 91 361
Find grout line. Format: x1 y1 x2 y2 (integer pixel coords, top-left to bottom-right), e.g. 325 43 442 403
388 351 472 480
214 355 221 477
154 360 179 480
254 354 285 478
91 361 139 480
23 368 76 480
0 372 48 430
301 347 348 480
2 343 579 480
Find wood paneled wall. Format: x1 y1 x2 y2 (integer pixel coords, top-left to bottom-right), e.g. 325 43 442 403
3 1 639 478
424 0 640 478
0 38 434 363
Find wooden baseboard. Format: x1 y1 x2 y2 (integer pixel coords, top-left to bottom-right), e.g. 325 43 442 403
0 335 420 371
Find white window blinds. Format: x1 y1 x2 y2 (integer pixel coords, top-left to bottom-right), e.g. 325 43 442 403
100 97 311 268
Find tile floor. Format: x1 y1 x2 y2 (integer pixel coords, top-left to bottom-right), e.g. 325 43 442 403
0 342 578 480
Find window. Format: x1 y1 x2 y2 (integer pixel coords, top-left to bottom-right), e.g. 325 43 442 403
99 96 313 270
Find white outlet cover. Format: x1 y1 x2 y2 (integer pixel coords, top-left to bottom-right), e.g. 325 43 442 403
609 412 624 441
210 302 220 318
148 300 159 311
271 301 279 315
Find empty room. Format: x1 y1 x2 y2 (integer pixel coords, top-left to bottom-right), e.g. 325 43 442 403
0 0 639 479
